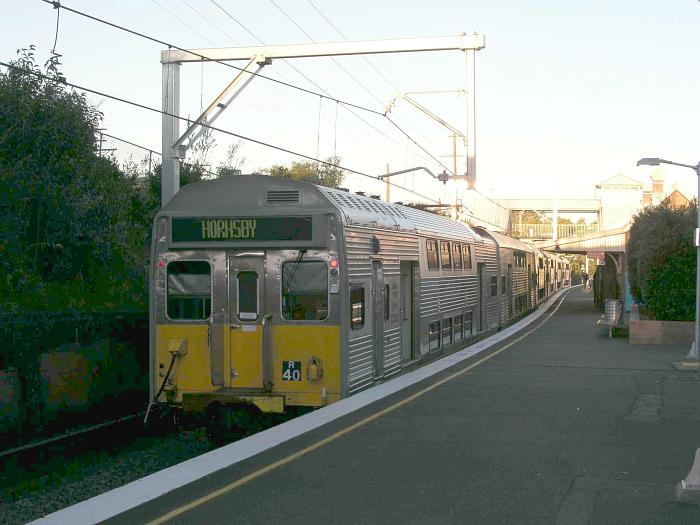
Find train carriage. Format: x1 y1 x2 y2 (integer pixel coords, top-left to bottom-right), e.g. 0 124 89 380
474 228 537 324
148 175 567 422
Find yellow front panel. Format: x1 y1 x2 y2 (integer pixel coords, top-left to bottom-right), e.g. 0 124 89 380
272 325 341 407
155 324 211 403
230 325 262 388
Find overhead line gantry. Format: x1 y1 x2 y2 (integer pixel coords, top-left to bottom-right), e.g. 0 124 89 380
161 33 485 206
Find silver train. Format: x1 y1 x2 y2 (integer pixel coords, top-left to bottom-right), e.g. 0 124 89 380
148 175 570 418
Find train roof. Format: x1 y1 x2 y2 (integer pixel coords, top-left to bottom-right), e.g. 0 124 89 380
161 175 482 243
473 227 535 253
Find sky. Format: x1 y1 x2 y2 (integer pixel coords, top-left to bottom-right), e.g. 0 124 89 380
2 0 699 208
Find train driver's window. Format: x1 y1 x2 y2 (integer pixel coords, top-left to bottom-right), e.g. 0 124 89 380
426 240 439 271
350 287 365 329
440 241 452 270
166 261 212 320
281 260 328 321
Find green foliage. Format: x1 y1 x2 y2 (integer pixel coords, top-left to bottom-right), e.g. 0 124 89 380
0 48 148 311
627 199 697 320
259 155 345 188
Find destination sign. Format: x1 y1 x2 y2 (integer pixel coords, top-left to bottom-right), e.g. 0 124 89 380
171 216 313 242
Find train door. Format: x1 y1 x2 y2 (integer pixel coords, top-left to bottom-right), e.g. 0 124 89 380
507 264 513 318
372 260 385 379
477 262 486 331
228 254 266 389
400 261 416 361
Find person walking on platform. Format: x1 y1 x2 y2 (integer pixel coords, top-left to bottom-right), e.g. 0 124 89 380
581 271 589 289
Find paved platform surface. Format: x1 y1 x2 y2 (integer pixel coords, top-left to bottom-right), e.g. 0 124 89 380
111 288 700 524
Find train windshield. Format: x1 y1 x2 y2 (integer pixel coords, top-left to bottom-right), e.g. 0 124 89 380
166 261 212 320
281 260 328 321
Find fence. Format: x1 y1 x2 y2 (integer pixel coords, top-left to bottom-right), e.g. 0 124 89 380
509 223 599 239
0 311 148 449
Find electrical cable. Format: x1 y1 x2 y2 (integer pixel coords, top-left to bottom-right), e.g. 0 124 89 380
41 0 384 117
41 0 454 175
212 0 448 171
51 2 61 54
304 0 448 156
150 0 217 47
0 59 440 204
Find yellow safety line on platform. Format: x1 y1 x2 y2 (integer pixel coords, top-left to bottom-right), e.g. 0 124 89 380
147 291 570 525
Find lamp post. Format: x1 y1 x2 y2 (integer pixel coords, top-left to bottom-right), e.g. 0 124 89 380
637 157 700 360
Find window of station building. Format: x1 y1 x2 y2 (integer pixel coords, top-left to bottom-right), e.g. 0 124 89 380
465 311 473 336
350 286 365 330
281 260 329 321
384 284 390 321
237 271 258 321
454 314 464 342
490 276 498 297
427 240 439 271
452 243 463 270
464 245 472 270
442 317 453 346
429 320 441 350
167 260 212 321
440 241 452 270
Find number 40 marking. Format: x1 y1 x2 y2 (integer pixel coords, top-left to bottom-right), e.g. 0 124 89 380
282 361 301 381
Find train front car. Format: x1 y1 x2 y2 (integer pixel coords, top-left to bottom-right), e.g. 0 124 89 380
149 176 343 423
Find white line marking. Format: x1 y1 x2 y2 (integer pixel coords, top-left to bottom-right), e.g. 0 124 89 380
29 289 570 525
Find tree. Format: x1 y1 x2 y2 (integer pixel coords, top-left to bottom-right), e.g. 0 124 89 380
0 47 146 310
259 155 345 188
216 140 246 177
627 199 697 320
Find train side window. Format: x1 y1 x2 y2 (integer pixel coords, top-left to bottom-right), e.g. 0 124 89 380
440 241 452 270
427 240 439 271
442 317 453 346
384 284 390 321
350 286 365 330
429 320 441 350
454 314 464 342
237 271 258 320
501 275 506 295
282 260 328 321
539 258 543 269
464 245 472 270
490 276 498 297
465 311 473 336
453 243 463 270
166 260 212 321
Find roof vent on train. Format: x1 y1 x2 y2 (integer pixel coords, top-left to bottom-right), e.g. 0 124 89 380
266 190 300 204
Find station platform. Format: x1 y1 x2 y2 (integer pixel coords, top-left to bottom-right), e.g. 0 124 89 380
34 287 700 524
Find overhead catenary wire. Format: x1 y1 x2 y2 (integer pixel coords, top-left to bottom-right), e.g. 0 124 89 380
0 60 440 204
304 0 448 155
268 0 451 169
40 0 455 176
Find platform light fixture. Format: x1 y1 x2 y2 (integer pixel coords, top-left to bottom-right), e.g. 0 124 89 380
636 157 700 361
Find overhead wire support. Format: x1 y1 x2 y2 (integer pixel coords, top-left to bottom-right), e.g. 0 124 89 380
0 59 440 205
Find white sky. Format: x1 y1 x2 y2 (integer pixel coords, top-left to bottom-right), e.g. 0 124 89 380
2 0 699 206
